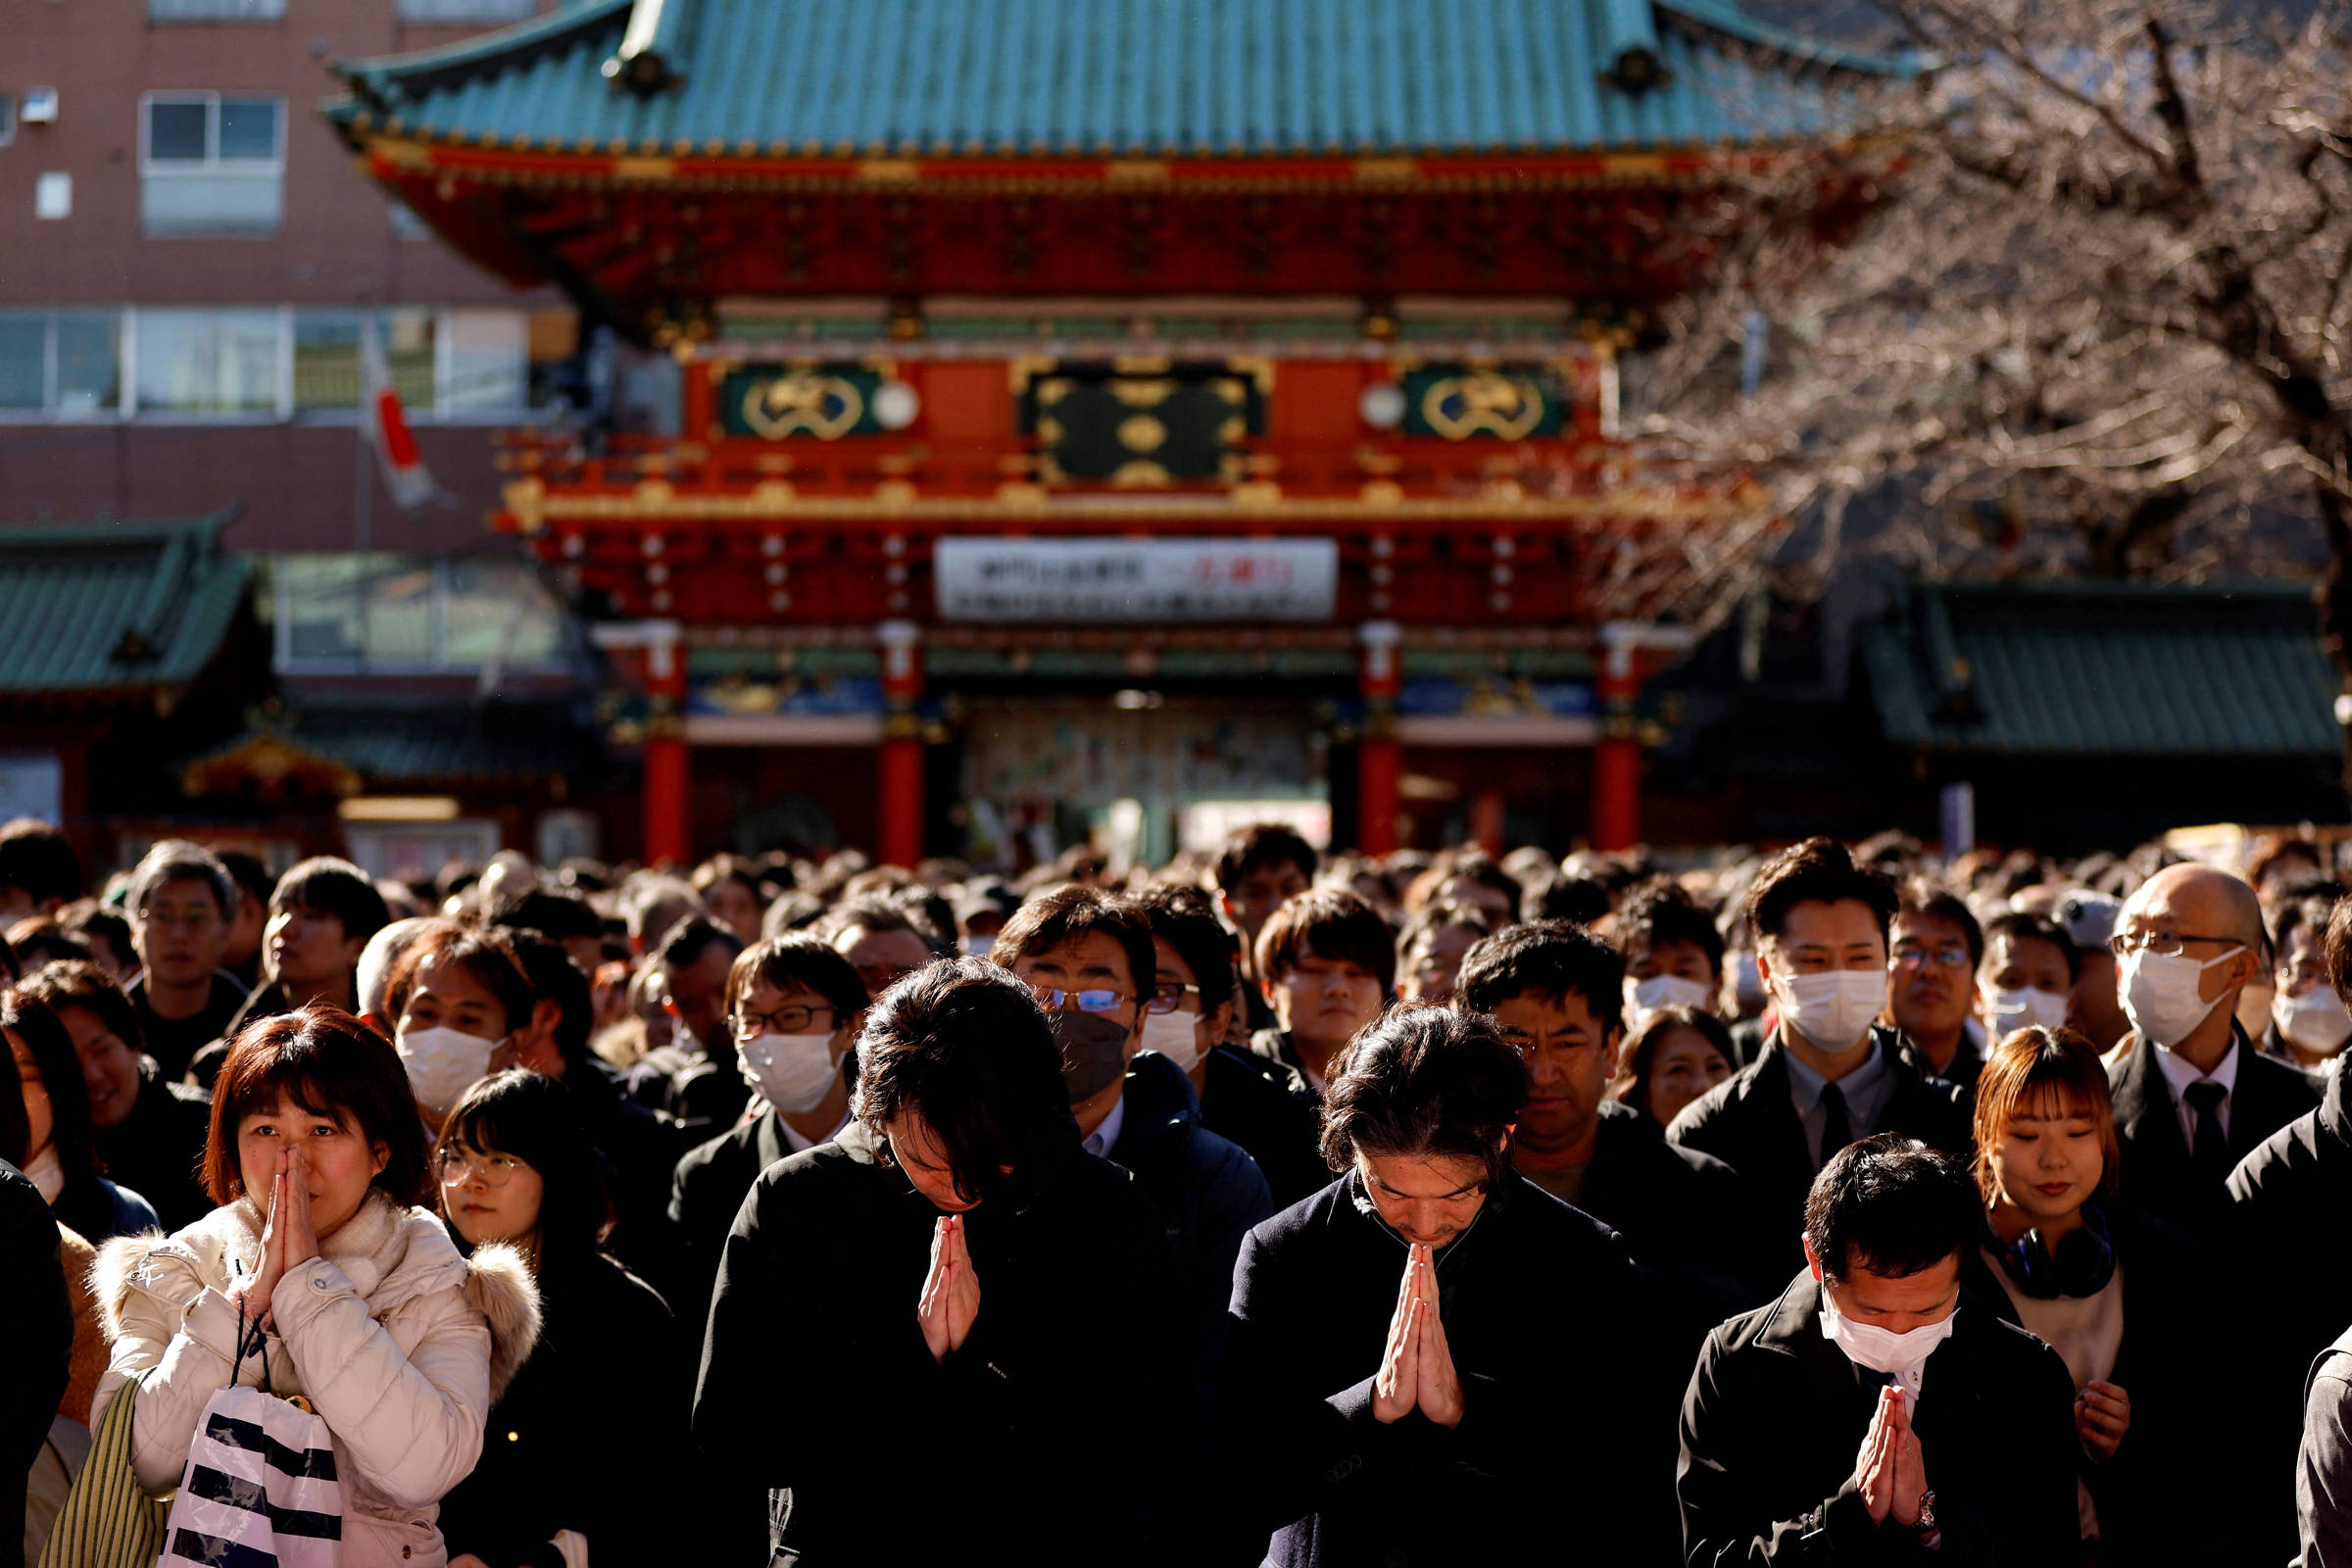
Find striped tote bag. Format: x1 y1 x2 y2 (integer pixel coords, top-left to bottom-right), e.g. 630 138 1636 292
37 1368 169 1568
155 1381 342 1568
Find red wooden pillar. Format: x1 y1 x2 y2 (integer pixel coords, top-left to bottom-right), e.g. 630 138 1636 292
1591 622 1692 853
642 622 693 867
1356 620 1402 856
877 619 924 868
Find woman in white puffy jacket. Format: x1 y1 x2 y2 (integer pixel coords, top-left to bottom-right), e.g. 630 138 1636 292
92 1006 539 1568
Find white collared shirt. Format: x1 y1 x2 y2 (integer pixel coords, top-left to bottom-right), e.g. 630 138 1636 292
2154 1034 2240 1145
778 1106 853 1156
1082 1094 1127 1160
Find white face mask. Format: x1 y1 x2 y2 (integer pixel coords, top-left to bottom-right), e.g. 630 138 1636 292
1777 968 1887 1054
1139 1007 1209 1075
1625 973 1713 1032
1981 984 2071 1038
2276 987 2352 1056
397 1024 497 1116
737 1027 841 1115
2120 945 2241 1050
1820 1281 1957 1404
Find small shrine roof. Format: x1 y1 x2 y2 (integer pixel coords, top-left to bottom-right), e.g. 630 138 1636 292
0 511 252 700
328 0 1917 160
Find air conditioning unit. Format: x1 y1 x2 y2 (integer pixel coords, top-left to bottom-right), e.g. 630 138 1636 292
21 88 59 123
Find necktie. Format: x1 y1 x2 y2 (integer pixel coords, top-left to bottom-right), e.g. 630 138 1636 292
2183 1081 2230 1176
1818 1082 1852 1168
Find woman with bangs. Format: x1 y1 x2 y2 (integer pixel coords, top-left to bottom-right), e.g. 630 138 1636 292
88 1006 541 1568
434 1068 679 1568
1960 1025 2237 1563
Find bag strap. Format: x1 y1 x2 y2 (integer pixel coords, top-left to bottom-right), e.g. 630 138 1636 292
232 1301 272 1392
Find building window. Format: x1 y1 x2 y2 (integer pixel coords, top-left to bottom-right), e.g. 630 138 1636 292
396 0 536 19
148 0 288 19
0 311 122 417
291 307 530 417
133 308 281 415
0 95 15 148
140 93 284 236
269 554 570 673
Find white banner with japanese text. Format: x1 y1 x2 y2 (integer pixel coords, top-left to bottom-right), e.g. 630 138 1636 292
934 538 1338 623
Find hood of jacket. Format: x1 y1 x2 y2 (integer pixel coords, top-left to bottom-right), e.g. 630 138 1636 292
93 1187 541 1400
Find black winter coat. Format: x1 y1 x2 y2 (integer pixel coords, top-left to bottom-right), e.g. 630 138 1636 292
1575 1098 1779 1305
695 1120 1184 1567
1957 1203 2242 1564
1220 1169 1671 1567
626 1035 752 1143
2230 1057 2352 1558
668 1102 802 1334
562 1052 682 1284
95 1055 214 1230
1667 1030 1974 1269
2106 1026 2317 1237
1678 1271 2080 1567
436 1241 683 1568
1200 1041 1327 1206
2 1157 71 1562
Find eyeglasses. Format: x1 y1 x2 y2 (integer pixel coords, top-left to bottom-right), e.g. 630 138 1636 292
1891 943 1972 970
1145 982 1202 1016
436 1149 530 1188
731 1003 835 1041
1029 985 1133 1016
138 906 220 932
2110 929 2240 957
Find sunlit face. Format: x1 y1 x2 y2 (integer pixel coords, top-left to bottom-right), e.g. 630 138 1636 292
1400 923 1480 1004
1225 861 1311 943
1808 1246 1962 1334
266 900 360 994
1985 1087 2105 1229
1627 937 1717 991
662 945 735 1054
57 1004 140 1131
1984 931 2074 1001
438 1134 545 1249
1491 990 1615 1148
10 1026 53 1162
2278 923 2330 1002
835 926 935 1003
398 954 514 1047
134 876 229 988
1888 909 1975 1037
882 1106 982 1212
1150 936 1224 1062
1434 876 1515 925
1269 946 1387 1054
704 878 763 947
733 973 854 1066
234 1090 389 1240
1355 1149 1492 1249
1644 1024 1734 1128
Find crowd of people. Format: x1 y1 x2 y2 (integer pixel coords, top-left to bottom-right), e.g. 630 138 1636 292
7 814 2352 1565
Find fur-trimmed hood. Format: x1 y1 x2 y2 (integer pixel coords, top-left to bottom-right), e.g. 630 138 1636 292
93 1189 541 1400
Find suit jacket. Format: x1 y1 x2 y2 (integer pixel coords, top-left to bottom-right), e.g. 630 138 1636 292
1958 1203 2242 1564
1201 1042 1327 1207
1667 1029 1974 1270
2106 1026 2317 1237
1575 1099 1780 1306
2302 1325 2352 1568
669 1104 801 1336
1678 1271 2080 1566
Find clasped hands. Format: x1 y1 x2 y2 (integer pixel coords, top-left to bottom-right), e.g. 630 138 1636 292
1372 1243 1463 1429
1851 1384 1931 1529
226 1145 320 1332
915 1213 981 1364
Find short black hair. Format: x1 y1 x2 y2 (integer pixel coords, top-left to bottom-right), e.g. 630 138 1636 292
1133 882 1238 1016
218 850 273 909
58 902 131 969
505 932 591 1071
129 839 235 922
0 819 81 907
14 958 143 1060
383 920 537 1037
993 884 1156 1004
1983 911 2082 985
1614 879 1726 976
1216 823 1319 894
1396 901 1494 971
1896 881 1985 969
1525 873 1610 925
440 1068 613 1272
1319 1004 1528 1188
818 894 942 953
853 957 1078 1207
725 932 870 1025
1455 919 1626 1036
270 858 392 949
2273 894 2342 970
489 886 605 945
1802 1134 1982 1282
1256 888 1396 992
1744 838 1898 946
655 913 746 977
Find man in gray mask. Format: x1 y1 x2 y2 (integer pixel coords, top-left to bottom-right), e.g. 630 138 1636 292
2106 862 2317 1235
993 885 1272 1470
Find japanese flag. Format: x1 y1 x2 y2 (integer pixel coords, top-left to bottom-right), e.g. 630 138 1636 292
361 316 437 511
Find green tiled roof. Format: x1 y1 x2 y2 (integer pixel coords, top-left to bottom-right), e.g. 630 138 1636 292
0 511 251 698
328 0 1915 156
1860 580 2340 760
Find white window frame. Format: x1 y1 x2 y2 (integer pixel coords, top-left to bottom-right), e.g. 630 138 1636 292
395 0 536 21
147 0 289 23
138 91 287 237
270 554 573 676
0 309 129 423
125 305 289 422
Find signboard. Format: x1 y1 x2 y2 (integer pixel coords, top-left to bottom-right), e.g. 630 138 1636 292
935 538 1337 623
715 365 885 440
1400 367 1568 440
